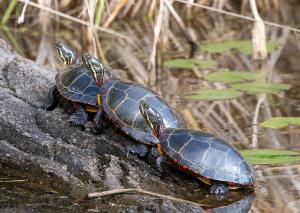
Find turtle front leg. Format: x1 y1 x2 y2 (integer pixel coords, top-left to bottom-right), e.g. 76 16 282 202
44 85 59 111
69 105 88 127
209 183 229 195
155 155 167 176
92 108 106 133
126 144 149 157
147 147 166 176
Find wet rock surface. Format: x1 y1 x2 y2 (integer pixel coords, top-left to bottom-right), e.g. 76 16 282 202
0 39 254 212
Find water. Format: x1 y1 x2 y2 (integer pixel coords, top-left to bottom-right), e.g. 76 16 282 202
1 168 299 212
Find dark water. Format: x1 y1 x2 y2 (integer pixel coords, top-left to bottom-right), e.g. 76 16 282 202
0 176 256 212
1 169 300 212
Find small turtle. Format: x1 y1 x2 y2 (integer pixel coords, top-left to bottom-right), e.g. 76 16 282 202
45 41 119 127
139 100 255 195
82 53 185 150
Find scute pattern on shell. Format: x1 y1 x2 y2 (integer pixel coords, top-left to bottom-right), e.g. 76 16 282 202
159 128 255 186
101 79 185 145
56 64 119 106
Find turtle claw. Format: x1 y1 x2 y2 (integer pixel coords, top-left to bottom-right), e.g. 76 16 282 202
209 183 229 195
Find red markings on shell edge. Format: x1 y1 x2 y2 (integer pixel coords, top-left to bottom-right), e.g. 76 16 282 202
183 165 188 170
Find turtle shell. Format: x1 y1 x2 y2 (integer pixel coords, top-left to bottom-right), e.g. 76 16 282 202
100 79 185 145
56 64 119 107
159 129 255 186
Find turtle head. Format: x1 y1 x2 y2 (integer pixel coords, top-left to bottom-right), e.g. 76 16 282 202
82 53 104 86
139 100 163 137
54 41 77 66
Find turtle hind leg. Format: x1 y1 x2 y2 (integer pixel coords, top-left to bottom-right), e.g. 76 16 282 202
69 106 88 127
44 85 59 111
209 183 229 195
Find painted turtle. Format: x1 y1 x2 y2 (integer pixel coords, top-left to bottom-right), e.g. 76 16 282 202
139 100 255 195
45 41 119 126
81 53 185 147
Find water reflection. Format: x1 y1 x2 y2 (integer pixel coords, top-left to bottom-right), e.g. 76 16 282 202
2 167 300 212
210 193 256 213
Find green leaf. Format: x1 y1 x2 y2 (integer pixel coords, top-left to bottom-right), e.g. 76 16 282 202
205 71 258 83
231 82 291 94
240 149 300 165
201 40 277 55
186 88 243 100
164 58 216 69
260 117 300 129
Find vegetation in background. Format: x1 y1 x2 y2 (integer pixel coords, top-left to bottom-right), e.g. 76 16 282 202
204 71 259 83
261 117 300 129
201 40 277 55
1 0 300 211
241 149 300 165
164 58 216 69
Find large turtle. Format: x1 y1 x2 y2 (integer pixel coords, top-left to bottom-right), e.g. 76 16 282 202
81 53 185 148
45 41 119 126
138 100 255 195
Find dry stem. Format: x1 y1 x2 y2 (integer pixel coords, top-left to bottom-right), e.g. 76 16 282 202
82 188 212 207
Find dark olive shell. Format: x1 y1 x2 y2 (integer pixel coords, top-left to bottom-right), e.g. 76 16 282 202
101 80 185 145
56 64 119 106
159 129 255 186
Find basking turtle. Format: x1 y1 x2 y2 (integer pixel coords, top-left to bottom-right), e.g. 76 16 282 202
82 53 185 147
139 100 255 195
45 41 119 126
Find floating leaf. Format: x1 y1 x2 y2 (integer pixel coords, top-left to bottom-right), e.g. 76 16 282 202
231 82 291 94
186 89 242 100
164 58 216 69
205 71 259 83
260 117 300 129
201 40 277 55
241 149 300 165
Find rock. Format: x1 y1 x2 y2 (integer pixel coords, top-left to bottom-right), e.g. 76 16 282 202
0 39 253 212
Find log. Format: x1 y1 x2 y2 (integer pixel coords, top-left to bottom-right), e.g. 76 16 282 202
0 39 207 212
0 39 255 212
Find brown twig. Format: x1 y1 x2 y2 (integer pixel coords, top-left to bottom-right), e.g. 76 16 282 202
174 0 300 34
103 0 128 28
164 0 198 58
0 179 27 183
81 188 212 207
16 0 132 42
147 0 164 87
